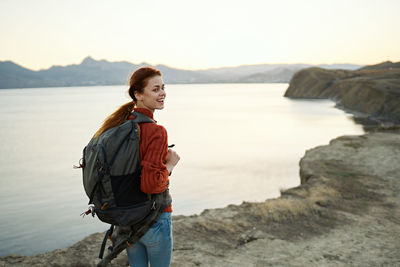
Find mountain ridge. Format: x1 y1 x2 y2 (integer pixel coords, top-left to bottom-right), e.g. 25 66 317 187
0 56 363 89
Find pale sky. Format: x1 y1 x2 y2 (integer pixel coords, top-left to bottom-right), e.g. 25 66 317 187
0 0 399 71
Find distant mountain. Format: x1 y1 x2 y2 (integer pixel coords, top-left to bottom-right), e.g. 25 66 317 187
0 61 44 89
37 57 138 86
237 67 301 83
196 64 308 83
0 57 363 89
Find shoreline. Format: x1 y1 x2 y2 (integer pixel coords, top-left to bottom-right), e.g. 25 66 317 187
2 129 399 266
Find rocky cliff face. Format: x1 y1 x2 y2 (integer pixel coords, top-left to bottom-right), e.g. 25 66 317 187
284 62 400 123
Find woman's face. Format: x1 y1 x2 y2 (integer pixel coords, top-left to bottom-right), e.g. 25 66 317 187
134 75 166 112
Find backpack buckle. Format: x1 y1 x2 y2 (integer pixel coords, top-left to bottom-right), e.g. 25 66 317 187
73 158 84 169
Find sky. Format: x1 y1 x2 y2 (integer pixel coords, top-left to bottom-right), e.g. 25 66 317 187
0 0 399 71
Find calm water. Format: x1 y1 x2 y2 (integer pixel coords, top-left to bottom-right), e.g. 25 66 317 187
0 83 364 256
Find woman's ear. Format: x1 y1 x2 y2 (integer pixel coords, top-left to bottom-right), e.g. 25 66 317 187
134 91 142 101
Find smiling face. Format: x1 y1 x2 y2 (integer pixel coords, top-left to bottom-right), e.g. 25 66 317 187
134 75 166 113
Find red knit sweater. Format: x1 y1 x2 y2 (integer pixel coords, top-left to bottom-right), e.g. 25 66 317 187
128 108 172 213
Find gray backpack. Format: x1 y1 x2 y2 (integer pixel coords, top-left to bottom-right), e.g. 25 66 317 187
77 111 172 262
80 111 170 226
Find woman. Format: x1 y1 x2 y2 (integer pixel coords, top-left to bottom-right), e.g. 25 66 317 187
95 66 180 267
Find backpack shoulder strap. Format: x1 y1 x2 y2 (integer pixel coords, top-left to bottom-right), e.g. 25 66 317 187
130 111 154 124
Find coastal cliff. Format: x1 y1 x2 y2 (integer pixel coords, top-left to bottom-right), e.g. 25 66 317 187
2 130 400 266
284 61 400 123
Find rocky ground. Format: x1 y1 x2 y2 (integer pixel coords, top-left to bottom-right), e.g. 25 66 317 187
1 129 399 266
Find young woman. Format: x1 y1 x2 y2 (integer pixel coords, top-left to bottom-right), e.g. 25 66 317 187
94 66 180 267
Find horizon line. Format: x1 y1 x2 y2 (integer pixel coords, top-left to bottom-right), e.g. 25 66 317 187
2 56 391 72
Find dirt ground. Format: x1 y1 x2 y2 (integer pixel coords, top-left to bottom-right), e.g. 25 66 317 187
1 130 400 266
170 131 400 267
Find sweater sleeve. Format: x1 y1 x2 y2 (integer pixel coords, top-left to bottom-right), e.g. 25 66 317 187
140 125 170 194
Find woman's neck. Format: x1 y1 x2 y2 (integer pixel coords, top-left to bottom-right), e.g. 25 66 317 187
135 103 154 114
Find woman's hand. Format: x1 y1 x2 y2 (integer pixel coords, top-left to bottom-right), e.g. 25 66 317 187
166 149 180 174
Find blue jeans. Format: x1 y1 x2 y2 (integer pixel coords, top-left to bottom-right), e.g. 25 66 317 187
126 212 173 267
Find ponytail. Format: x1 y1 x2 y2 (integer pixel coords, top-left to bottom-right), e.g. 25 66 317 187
93 101 135 138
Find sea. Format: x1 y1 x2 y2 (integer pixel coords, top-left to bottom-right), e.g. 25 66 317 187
0 83 364 256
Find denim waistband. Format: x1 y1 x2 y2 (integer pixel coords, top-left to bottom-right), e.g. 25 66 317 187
159 212 172 220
